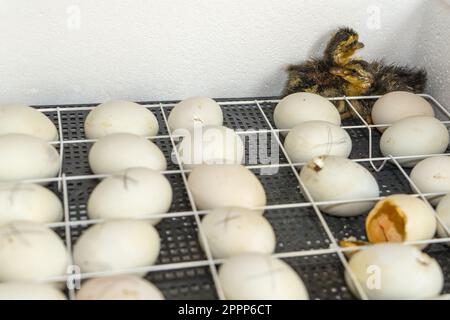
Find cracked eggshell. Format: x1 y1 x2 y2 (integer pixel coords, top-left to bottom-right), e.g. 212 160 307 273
0 183 63 226
0 134 60 182
77 275 164 300
0 282 67 300
372 92 434 132
200 207 276 259
187 164 267 214
346 244 444 299
0 104 58 141
168 96 223 131
219 252 309 300
73 220 160 273
87 168 172 224
410 156 450 205
0 221 69 282
436 193 450 241
274 92 341 135
177 125 244 169
284 121 352 163
366 194 437 246
380 116 449 167
88 133 167 174
299 156 379 216
84 100 159 139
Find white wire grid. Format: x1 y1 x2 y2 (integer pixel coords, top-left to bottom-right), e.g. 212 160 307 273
21 94 450 300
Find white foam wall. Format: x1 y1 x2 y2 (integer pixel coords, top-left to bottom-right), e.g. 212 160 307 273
0 0 448 107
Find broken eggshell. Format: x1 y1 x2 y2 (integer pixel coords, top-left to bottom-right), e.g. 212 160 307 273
299 156 379 216
365 194 437 247
346 243 444 299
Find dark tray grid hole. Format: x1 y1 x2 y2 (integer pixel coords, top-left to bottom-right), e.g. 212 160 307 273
242 132 288 166
222 104 271 130
265 207 330 252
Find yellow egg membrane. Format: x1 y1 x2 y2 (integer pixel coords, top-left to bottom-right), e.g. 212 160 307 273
366 200 407 243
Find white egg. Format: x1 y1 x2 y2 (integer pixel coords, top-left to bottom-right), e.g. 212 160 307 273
87 168 172 224
284 121 352 163
0 104 58 141
366 194 437 245
176 125 244 169
0 183 62 226
187 164 266 214
84 100 159 139
0 134 60 182
410 156 450 205
200 207 276 259
274 92 341 134
380 116 449 167
372 91 435 132
168 96 223 131
0 282 66 300
219 253 309 300
436 193 450 240
88 133 167 174
0 221 69 282
299 156 379 216
73 220 160 273
77 276 164 300
346 244 443 299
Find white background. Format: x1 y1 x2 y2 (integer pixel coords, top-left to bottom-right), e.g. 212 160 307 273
0 0 449 106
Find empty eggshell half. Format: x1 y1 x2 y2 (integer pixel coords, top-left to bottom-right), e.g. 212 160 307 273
87 168 172 224
0 282 67 300
77 275 164 300
168 96 223 131
372 91 434 132
380 116 449 167
366 194 437 245
0 183 63 226
0 221 69 282
177 125 244 169
88 133 167 174
0 134 60 182
73 220 160 273
219 252 309 300
346 243 443 299
274 92 341 134
284 121 352 163
436 193 450 240
187 164 267 214
299 156 379 216
84 100 159 139
0 104 58 141
199 207 276 259
410 156 450 205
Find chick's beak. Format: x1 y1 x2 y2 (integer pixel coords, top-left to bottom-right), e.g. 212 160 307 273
353 42 364 50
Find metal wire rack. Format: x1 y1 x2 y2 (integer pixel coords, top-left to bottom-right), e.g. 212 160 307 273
21 94 450 300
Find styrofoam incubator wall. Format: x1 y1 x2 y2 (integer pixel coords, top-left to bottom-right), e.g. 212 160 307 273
0 0 449 105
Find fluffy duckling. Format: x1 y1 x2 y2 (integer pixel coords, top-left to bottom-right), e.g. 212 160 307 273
324 27 365 66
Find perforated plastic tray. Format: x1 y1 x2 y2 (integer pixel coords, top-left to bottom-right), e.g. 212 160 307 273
34 95 450 300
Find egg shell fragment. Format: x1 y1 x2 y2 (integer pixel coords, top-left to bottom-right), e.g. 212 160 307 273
0 134 60 182
346 244 444 299
84 100 159 139
77 275 164 300
219 252 309 300
187 164 267 214
88 133 167 174
0 104 59 141
168 96 223 131
379 116 449 168
299 156 379 216
0 183 63 226
200 207 276 259
0 221 69 282
274 92 341 134
87 168 172 224
73 220 160 273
